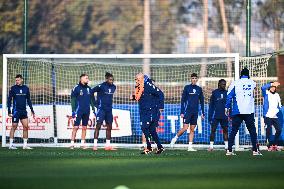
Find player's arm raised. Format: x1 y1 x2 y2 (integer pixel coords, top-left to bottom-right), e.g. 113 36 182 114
261 82 272 97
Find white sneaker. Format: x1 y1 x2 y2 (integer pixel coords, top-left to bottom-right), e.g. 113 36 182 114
253 151 263 156
187 147 197 152
9 146 17 150
23 146 33 150
70 145 75 150
170 138 176 148
226 150 236 156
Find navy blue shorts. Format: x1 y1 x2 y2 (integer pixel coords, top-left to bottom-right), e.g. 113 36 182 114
183 112 198 125
74 112 90 126
12 111 28 123
211 118 228 129
96 109 113 124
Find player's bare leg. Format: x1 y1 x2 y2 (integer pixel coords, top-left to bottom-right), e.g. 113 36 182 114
81 126 87 149
21 118 32 149
9 123 18 149
93 123 101 151
170 124 189 147
187 125 197 151
105 123 116 150
70 126 79 149
177 124 189 137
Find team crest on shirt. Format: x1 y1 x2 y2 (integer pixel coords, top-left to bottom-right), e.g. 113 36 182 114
20 90 22 94
221 94 223 99
109 88 111 93
87 88 90 94
193 89 196 94
80 90 83 96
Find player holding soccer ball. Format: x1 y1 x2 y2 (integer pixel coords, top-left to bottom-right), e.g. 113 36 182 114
8 74 35 150
131 73 165 154
92 72 116 151
170 73 205 151
70 73 95 149
261 81 282 151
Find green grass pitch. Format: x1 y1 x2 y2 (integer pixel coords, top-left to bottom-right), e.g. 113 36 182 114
0 148 284 189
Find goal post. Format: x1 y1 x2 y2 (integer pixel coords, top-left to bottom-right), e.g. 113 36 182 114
2 55 8 147
1 53 271 149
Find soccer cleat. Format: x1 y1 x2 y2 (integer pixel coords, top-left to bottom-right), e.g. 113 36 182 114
155 147 165 154
9 146 17 150
93 146 98 151
187 147 197 152
207 147 214 152
104 146 117 151
23 146 33 150
70 146 75 150
170 138 176 148
141 148 153 155
253 151 263 156
226 150 236 156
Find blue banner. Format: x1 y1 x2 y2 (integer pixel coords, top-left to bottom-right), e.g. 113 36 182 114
1 104 283 144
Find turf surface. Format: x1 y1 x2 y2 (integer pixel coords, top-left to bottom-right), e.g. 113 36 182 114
0 148 284 189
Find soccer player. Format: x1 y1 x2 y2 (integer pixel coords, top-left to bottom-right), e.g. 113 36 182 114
170 73 205 151
132 73 164 154
70 73 95 149
141 78 157 150
7 74 35 150
92 72 116 151
208 79 228 151
261 81 282 151
225 67 262 156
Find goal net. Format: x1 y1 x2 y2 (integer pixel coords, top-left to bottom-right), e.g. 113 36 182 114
1 54 271 149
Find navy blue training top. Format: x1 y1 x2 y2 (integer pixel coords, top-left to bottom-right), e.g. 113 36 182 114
180 84 204 115
208 88 227 121
92 82 116 111
7 84 34 114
